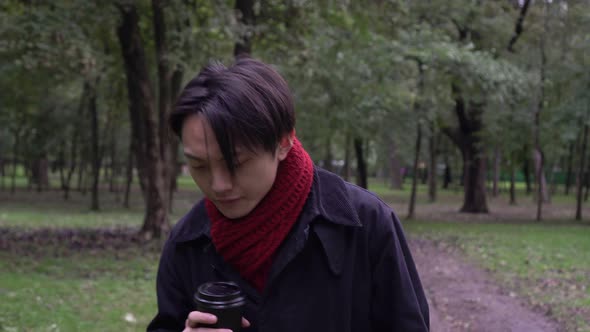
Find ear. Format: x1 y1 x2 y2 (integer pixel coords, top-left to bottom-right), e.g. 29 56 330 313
276 130 295 161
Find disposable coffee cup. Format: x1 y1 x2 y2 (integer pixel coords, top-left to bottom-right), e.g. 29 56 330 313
194 281 246 331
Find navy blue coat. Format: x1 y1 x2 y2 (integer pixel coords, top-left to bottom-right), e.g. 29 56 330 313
148 168 429 331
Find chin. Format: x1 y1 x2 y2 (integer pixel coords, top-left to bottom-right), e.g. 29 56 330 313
213 199 257 220
218 207 251 220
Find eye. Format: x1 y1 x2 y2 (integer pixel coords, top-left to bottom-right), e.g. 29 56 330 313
233 158 249 169
191 164 207 171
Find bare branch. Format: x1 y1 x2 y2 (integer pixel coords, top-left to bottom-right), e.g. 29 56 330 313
507 0 532 52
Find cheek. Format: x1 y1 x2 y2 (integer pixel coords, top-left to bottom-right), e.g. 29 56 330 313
239 161 278 194
189 170 209 191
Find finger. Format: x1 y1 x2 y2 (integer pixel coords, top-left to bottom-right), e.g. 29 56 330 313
183 328 232 332
242 317 251 328
186 311 217 328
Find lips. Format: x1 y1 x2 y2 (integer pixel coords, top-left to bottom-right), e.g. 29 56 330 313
217 197 240 204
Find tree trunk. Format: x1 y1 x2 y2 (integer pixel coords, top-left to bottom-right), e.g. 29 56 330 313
25 161 32 191
41 157 49 191
109 155 117 193
31 157 49 192
565 142 575 195
354 138 367 189
169 159 179 213
89 79 101 211
548 162 557 202
0 158 4 191
408 122 422 219
57 142 65 185
103 159 111 188
584 153 590 202
576 123 588 220
10 133 20 194
58 142 67 198
167 0 191 213
77 162 85 193
427 130 437 202
343 134 351 181
533 149 548 219
153 0 173 214
510 159 517 205
459 161 465 187
168 115 180 213
82 165 90 196
63 125 79 201
442 85 489 213
31 161 39 191
323 135 333 172
492 147 501 197
522 147 532 195
124 139 134 209
234 0 255 56
118 3 170 238
460 145 489 213
534 4 548 221
443 155 452 189
409 59 426 218
389 138 403 189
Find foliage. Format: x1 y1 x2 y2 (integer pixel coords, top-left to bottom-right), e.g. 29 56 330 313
0 0 589 209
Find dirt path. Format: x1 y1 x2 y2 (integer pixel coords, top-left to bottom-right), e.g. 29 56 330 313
409 238 562 332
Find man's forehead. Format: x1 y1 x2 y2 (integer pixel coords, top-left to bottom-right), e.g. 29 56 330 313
183 143 250 161
181 113 261 160
181 115 209 139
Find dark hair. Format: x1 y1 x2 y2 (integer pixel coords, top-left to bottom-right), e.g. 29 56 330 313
170 57 295 174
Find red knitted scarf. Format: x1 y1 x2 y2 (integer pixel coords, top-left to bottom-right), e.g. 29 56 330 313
206 138 314 292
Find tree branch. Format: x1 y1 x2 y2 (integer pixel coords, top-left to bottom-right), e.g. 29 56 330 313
152 0 172 158
441 126 462 149
452 83 471 134
507 0 532 52
234 0 255 56
451 18 468 41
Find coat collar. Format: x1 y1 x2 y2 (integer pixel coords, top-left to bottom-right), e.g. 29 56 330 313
172 167 362 276
172 199 211 243
306 167 362 228
173 167 361 244
307 168 362 275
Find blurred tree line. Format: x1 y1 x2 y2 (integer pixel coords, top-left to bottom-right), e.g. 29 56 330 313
0 0 589 237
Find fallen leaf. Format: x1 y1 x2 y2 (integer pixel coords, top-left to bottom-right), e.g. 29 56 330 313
124 312 137 324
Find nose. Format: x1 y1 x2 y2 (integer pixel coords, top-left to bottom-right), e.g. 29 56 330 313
210 165 233 194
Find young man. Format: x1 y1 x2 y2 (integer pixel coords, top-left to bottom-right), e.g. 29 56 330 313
147 57 429 332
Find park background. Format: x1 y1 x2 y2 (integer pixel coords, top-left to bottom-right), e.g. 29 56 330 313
0 0 589 331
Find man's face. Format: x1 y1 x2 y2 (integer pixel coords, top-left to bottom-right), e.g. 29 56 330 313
181 114 290 219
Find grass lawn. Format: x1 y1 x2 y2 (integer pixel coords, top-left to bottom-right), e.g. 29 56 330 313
404 221 590 332
0 248 159 332
0 187 164 331
1 176 589 331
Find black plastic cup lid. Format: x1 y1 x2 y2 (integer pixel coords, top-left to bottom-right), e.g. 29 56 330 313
195 282 245 306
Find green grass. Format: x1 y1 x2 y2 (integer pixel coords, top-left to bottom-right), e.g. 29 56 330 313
405 221 590 332
1 176 589 331
0 176 28 188
0 187 191 331
0 249 159 332
0 207 145 228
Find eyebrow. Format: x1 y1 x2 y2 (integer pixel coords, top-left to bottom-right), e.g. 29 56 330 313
183 152 206 162
183 151 246 162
